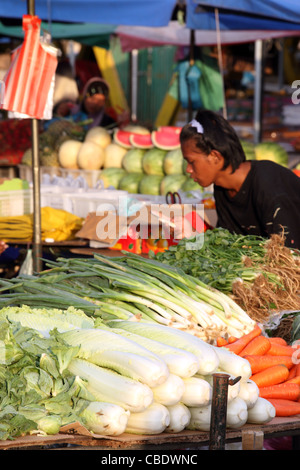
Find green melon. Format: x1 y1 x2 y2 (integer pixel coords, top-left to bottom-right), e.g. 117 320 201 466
142 148 166 176
254 141 289 167
139 175 164 195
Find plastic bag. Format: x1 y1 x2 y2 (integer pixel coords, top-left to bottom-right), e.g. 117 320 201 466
0 15 58 119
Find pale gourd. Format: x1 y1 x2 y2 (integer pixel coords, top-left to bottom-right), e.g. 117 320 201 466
85 126 112 149
77 141 105 170
58 139 82 169
103 143 127 169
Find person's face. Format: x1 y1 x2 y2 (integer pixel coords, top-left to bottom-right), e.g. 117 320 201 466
84 93 106 115
181 138 223 188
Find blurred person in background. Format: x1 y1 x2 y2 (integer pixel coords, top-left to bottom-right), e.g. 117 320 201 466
71 77 117 129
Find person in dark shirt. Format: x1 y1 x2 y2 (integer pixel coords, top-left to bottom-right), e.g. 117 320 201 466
180 109 300 250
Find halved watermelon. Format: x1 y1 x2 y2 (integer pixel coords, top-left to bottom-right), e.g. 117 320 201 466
113 129 133 149
158 126 182 134
129 133 154 149
151 129 181 150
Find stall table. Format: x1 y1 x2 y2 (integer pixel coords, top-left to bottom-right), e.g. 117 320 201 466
0 417 300 450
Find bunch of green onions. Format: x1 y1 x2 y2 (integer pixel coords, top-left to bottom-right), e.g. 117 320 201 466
0 252 256 342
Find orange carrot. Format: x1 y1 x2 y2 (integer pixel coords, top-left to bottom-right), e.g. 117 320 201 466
267 398 300 416
239 335 271 357
245 355 294 374
224 324 261 355
228 336 238 344
259 383 300 401
216 337 228 347
285 376 300 385
269 337 288 346
268 343 296 357
250 364 290 388
287 364 297 380
295 363 300 376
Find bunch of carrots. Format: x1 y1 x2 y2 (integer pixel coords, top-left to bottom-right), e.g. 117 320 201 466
217 324 300 417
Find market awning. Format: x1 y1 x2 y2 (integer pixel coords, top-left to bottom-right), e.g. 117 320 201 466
0 0 177 27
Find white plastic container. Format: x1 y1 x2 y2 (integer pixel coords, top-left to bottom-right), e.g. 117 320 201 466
68 190 128 218
0 189 32 217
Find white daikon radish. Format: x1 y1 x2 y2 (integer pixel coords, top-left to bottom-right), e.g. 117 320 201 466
165 403 191 433
247 397 276 424
226 397 248 429
238 379 260 409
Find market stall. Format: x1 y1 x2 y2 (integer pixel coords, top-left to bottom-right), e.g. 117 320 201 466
0 2 299 452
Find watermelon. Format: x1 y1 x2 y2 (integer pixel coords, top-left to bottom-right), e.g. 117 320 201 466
254 141 289 167
122 148 145 174
240 139 256 161
129 133 154 149
160 175 187 196
163 148 184 175
98 168 126 189
113 129 133 149
158 126 182 134
142 148 166 176
123 124 150 135
119 173 144 193
151 127 181 150
139 175 163 196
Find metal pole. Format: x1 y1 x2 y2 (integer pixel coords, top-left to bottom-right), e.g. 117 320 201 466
209 373 241 450
188 29 195 122
27 0 42 272
130 49 138 122
253 39 264 144
209 373 229 450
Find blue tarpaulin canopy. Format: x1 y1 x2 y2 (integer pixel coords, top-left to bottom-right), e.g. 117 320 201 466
186 0 300 29
0 0 177 27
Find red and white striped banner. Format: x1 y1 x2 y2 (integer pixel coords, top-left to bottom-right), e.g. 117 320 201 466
0 15 58 119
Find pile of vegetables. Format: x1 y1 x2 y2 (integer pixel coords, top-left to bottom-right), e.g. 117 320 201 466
100 126 199 196
216 324 300 417
0 304 276 441
153 228 300 323
0 252 257 343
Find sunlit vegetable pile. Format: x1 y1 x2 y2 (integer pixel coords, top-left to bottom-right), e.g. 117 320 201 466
0 252 280 440
153 228 300 323
0 305 275 440
0 252 257 342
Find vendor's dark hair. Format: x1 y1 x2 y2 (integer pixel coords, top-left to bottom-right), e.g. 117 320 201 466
180 109 246 172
